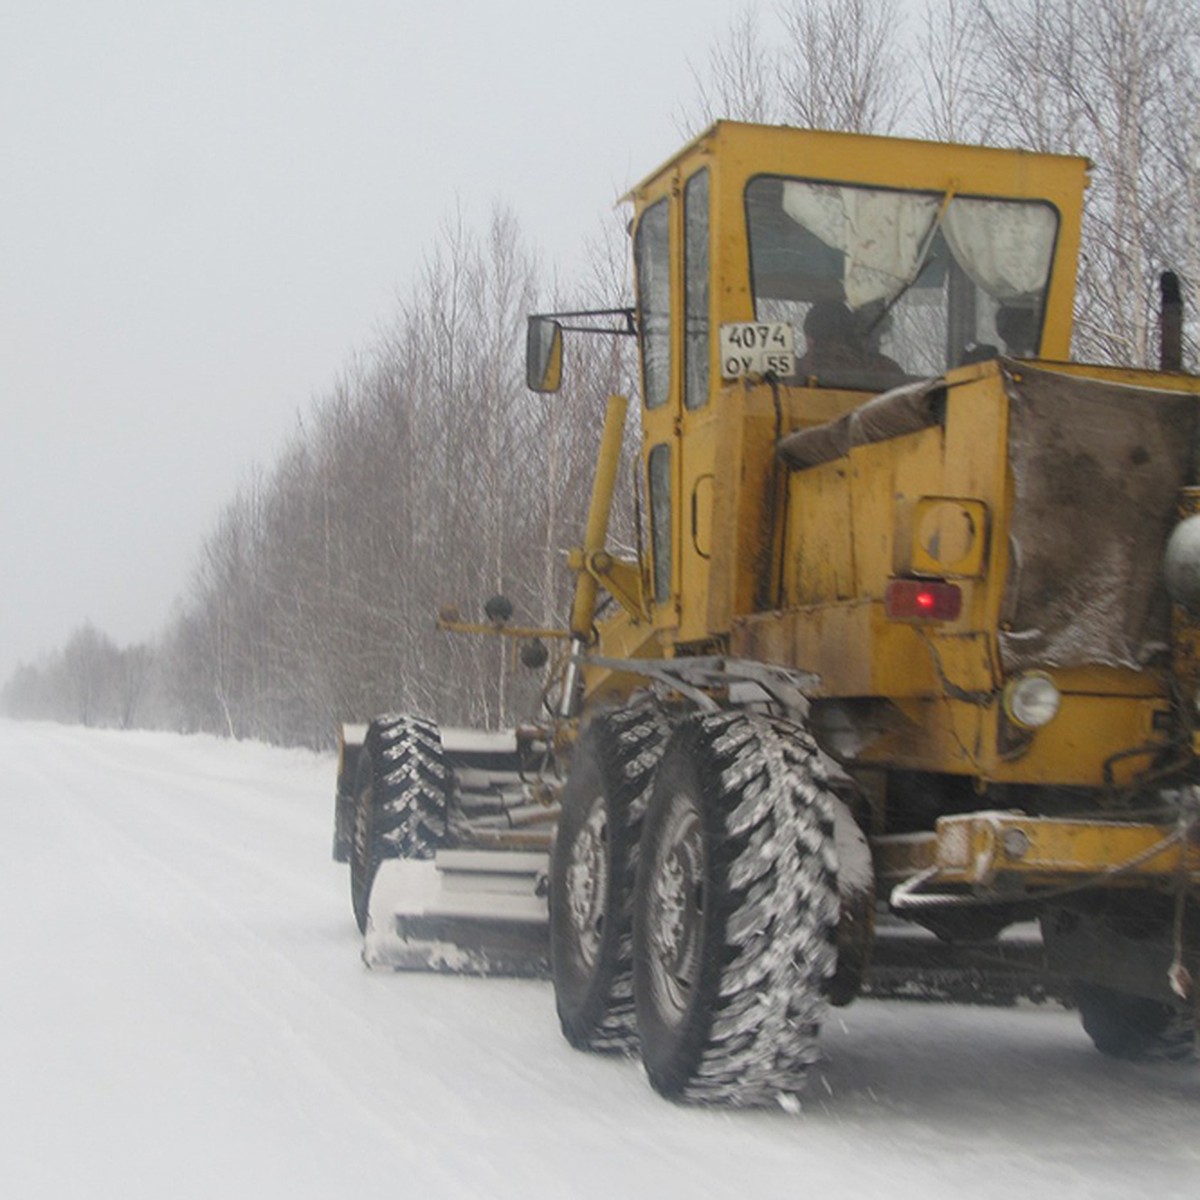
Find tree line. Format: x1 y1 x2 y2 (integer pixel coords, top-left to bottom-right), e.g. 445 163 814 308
3 209 637 742
5 0 1198 746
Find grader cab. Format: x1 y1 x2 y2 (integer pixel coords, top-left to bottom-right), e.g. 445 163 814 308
338 122 1200 1106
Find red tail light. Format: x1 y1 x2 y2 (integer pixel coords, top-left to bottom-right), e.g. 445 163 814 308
885 579 962 621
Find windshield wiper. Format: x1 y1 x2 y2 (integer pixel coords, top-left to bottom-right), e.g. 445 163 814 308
866 186 957 337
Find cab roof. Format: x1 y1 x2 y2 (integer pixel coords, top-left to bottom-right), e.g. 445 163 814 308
623 120 1090 212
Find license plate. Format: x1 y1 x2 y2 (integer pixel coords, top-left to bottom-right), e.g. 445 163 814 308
718 322 795 379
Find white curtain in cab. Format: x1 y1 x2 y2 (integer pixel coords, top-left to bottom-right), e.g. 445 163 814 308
782 181 940 308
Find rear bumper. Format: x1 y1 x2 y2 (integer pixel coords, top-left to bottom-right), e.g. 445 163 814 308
876 809 1200 896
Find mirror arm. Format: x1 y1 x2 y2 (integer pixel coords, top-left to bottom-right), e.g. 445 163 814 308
531 307 637 337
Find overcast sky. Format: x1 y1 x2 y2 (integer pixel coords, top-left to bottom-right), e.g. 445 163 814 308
1 0 778 680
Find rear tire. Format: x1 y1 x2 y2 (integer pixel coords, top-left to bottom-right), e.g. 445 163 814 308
350 715 449 934
1075 983 1195 1061
633 711 839 1106
550 704 670 1052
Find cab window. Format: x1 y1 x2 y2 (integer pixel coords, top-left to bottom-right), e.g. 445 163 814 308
635 199 671 410
745 176 1059 389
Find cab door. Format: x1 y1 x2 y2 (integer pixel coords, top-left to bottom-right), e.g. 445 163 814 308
634 168 716 643
634 191 680 634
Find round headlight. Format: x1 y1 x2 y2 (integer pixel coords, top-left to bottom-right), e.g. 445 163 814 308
1165 514 1200 611
1004 672 1061 729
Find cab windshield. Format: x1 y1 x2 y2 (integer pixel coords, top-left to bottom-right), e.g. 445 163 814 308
746 176 1059 390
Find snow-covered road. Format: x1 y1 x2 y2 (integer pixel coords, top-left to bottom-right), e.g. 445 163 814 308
1 720 1196 1199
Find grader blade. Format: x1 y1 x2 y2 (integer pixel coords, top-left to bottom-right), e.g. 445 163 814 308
363 850 550 977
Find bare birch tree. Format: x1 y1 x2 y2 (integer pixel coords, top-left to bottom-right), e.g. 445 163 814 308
973 0 1200 366
916 0 988 141
777 0 909 134
682 0 909 136
684 3 782 130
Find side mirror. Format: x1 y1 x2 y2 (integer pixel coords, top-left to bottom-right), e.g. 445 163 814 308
526 316 564 393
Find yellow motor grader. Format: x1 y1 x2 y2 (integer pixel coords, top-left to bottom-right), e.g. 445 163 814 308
334 121 1200 1106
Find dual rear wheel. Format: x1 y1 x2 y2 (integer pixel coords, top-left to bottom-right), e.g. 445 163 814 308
551 708 842 1106
550 704 671 1052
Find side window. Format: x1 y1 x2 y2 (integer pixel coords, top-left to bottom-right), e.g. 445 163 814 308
635 199 671 410
648 443 672 603
684 170 710 410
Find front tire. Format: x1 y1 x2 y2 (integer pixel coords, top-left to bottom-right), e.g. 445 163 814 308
350 715 449 934
633 711 839 1106
550 704 670 1052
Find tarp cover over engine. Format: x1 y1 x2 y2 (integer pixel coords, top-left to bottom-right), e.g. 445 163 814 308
999 363 1197 673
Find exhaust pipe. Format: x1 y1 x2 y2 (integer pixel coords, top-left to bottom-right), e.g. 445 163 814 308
1161 270 1183 372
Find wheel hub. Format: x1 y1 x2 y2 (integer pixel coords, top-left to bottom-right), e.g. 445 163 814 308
565 795 609 970
647 792 705 1022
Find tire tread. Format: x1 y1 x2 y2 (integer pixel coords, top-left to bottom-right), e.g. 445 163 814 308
637 711 839 1107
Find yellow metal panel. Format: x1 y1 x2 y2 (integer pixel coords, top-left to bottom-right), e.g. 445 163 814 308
857 690 1171 786
677 406 717 643
702 389 746 636
698 385 789 635
931 811 1200 889
731 602 942 698
780 382 869 430
981 693 1172 787
874 812 1200 891
896 497 989 578
727 592 1173 784
786 460 855 604
853 433 948 595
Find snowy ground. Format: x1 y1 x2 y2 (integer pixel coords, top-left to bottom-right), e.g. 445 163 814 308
2 719 1197 1200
